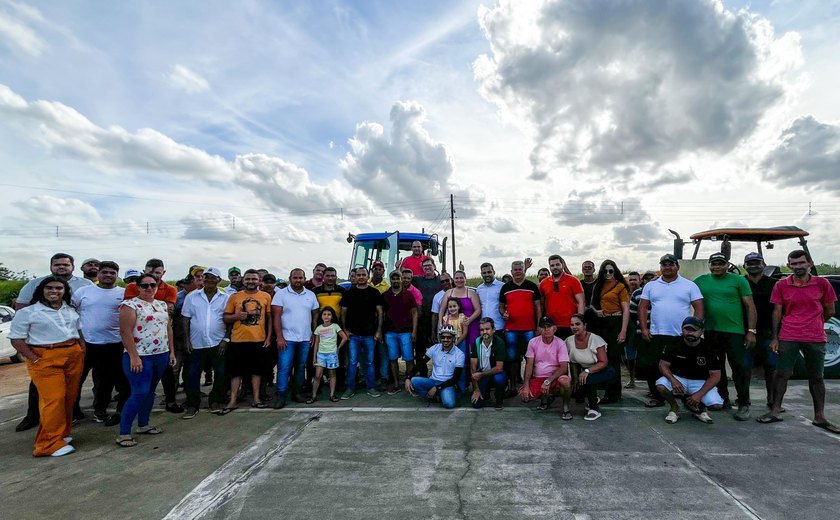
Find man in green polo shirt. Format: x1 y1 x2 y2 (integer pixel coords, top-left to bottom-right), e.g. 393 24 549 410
694 252 757 420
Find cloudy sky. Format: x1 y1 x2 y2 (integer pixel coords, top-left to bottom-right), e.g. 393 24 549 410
1 0 839 280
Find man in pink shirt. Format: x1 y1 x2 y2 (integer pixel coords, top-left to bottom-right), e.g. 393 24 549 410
400 241 430 277
758 250 839 434
519 316 572 412
401 268 423 307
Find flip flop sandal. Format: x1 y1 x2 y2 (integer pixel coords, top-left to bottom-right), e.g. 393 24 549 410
218 407 237 415
756 414 783 424
116 437 137 447
137 426 163 435
813 421 840 434
251 402 268 409
561 410 573 421
329 395 339 402
305 397 317 404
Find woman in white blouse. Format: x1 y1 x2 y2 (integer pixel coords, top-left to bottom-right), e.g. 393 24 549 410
9 276 86 457
116 273 175 447
563 314 616 421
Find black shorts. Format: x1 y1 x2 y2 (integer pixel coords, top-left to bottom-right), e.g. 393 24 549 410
227 342 271 378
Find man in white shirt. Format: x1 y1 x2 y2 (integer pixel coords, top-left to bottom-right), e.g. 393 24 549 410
181 268 230 418
476 263 504 332
638 254 704 407
71 261 127 426
406 325 465 409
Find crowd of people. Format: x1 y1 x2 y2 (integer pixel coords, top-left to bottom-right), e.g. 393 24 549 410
7 243 840 457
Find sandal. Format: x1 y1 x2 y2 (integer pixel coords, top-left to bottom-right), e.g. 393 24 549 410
756 413 783 424
116 436 137 448
136 426 163 435
305 396 317 404
329 395 339 403
218 407 237 416
813 421 840 434
251 402 267 409
561 410 573 421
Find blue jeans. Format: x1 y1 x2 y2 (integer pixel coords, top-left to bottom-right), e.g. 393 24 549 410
348 335 376 391
376 340 389 380
504 330 534 361
386 332 414 361
474 372 508 407
120 352 169 435
276 340 310 397
411 377 460 409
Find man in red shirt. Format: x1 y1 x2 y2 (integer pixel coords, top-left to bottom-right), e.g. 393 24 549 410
499 260 541 396
539 255 585 339
758 250 838 433
399 241 430 277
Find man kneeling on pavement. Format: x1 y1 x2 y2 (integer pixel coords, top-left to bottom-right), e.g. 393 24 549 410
406 324 464 409
657 316 724 424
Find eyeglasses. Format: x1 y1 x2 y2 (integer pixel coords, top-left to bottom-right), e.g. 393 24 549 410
138 282 157 289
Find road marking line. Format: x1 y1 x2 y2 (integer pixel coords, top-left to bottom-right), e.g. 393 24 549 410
798 416 840 443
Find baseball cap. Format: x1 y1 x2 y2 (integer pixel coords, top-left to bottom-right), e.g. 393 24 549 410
204 267 222 278
81 258 100 266
539 316 556 328
708 252 728 264
659 254 679 265
124 269 141 280
744 252 764 263
372 260 384 268
682 316 705 330
228 266 241 274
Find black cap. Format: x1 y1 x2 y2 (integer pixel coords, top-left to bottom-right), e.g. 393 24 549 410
709 252 728 264
682 316 705 330
659 254 679 265
539 316 555 328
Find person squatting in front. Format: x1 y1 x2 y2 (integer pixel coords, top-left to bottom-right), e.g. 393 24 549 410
406 324 465 409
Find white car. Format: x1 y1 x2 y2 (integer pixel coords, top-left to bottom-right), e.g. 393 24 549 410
0 305 22 363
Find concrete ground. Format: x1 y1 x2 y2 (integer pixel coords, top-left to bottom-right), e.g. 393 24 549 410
1 368 838 520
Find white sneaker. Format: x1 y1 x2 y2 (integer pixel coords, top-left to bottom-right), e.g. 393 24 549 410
584 410 602 421
665 411 679 424
694 411 714 424
63 436 73 444
51 445 76 457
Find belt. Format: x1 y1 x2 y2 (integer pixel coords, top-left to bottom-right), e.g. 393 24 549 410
605 312 623 317
30 339 79 349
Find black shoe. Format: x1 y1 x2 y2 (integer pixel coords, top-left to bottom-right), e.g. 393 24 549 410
598 396 621 405
72 407 85 421
104 413 121 427
15 415 38 432
93 412 108 423
165 402 185 413
202 378 213 387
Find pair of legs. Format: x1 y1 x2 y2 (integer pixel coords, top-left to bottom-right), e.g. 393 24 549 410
568 365 617 412
746 335 777 407
74 342 130 418
276 340 311 400
768 342 832 424
706 330 752 408
184 345 226 410
310 352 339 402
27 344 84 456
642 335 680 404
656 374 724 414
346 335 376 392
227 342 269 408
523 375 572 408
410 377 460 409
596 316 624 401
385 332 414 390
472 372 507 408
623 328 637 387
120 352 169 436
504 330 533 393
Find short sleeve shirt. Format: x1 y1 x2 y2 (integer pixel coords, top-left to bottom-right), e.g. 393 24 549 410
271 286 319 341
314 323 343 354
500 280 540 331
661 339 720 380
8 302 81 344
124 281 178 305
598 281 630 315
400 255 429 277
383 289 417 333
17 275 93 305
224 290 273 343
770 275 837 342
471 335 507 371
313 285 346 318
694 273 752 334
565 333 607 368
427 343 465 381
746 275 778 334
525 336 570 378
640 275 703 336
120 297 170 355
539 274 584 327
341 286 385 336
476 280 504 330
412 276 443 316
72 285 125 344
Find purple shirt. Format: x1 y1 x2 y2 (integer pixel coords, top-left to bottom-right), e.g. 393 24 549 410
770 275 837 342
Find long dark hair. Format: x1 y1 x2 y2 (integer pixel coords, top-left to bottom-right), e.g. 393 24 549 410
591 259 629 310
31 276 72 307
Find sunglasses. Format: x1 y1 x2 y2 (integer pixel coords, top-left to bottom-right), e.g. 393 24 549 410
604 268 615 274
138 282 157 289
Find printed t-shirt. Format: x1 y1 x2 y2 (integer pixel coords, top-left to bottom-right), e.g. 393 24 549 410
124 281 178 305
271 286 319 342
500 280 540 331
120 297 170 355
565 333 607 368
770 275 837 343
72 285 125 344
640 275 703 336
400 254 429 277
383 289 417 333
314 323 342 354
313 285 346 318
661 339 720 381
427 343 465 381
598 281 630 315
746 275 777 334
694 273 752 334
225 290 273 343
471 335 507 371
539 274 584 327
525 336 570 378
341 285 385 336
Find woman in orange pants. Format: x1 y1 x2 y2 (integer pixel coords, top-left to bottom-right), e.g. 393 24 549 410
10 276 85 457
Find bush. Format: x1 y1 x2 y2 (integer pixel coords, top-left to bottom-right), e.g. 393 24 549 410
0 280 27 306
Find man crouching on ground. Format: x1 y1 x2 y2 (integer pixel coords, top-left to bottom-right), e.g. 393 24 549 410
519 316 572 411
406 325 464 409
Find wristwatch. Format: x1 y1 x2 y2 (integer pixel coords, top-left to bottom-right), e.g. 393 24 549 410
747 329 756 334
584 368 590 374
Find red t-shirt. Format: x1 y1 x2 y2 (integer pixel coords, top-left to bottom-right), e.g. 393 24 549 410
539 274 583 327
124 282 178 305
499 280 540 331
400 255 429 277
770 275 836 342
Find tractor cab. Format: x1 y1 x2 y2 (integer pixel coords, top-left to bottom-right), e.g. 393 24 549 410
344 232 447 281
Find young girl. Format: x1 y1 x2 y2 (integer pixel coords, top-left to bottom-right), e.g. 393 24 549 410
308 307 348 403
442 298 467 346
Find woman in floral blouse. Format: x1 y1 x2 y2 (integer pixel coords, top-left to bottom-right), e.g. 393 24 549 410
116 273 175 447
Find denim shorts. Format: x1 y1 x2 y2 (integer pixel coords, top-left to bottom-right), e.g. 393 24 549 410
316 352 339 369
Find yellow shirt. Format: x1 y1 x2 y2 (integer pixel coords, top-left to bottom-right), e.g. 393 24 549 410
224 291 273 343
369 278 390 294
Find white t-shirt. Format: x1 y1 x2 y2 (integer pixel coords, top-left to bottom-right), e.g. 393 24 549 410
640 275 703 336
427 343 466 381
72 285 125 344
565 333 607 368
431 290 446 314
271 286 319 342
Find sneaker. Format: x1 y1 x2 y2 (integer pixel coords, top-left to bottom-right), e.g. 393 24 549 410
494 400 503 410
72 407 85 421
165 402 185 414
271 396 286 409
202 378 213 387
584 410 602 421
51 445 75 457
209 403 223 414
63 436 73 444
182 407 199 419
104 414 121 427
340 389 355 400
734 405 751 421
386 385 402 396
665 411 679 424
93 412 108 423
366 389 381 398
694 411 714 424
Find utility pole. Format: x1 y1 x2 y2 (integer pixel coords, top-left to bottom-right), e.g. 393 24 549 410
450 193 456 273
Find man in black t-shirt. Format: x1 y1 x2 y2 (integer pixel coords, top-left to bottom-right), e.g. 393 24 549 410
340 268 384 399
743 252 779 408
656 316 724 424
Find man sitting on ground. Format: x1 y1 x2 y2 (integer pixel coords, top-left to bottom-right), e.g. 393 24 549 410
470 318 507 409
406 325 464 409
656 316 724 424
518 316 572 411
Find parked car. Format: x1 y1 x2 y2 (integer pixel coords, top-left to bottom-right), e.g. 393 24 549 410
0 305 22 363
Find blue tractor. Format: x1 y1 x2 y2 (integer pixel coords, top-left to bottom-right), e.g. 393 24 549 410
344 232 447 282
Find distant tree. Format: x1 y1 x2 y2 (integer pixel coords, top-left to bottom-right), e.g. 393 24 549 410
0 263 29 281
